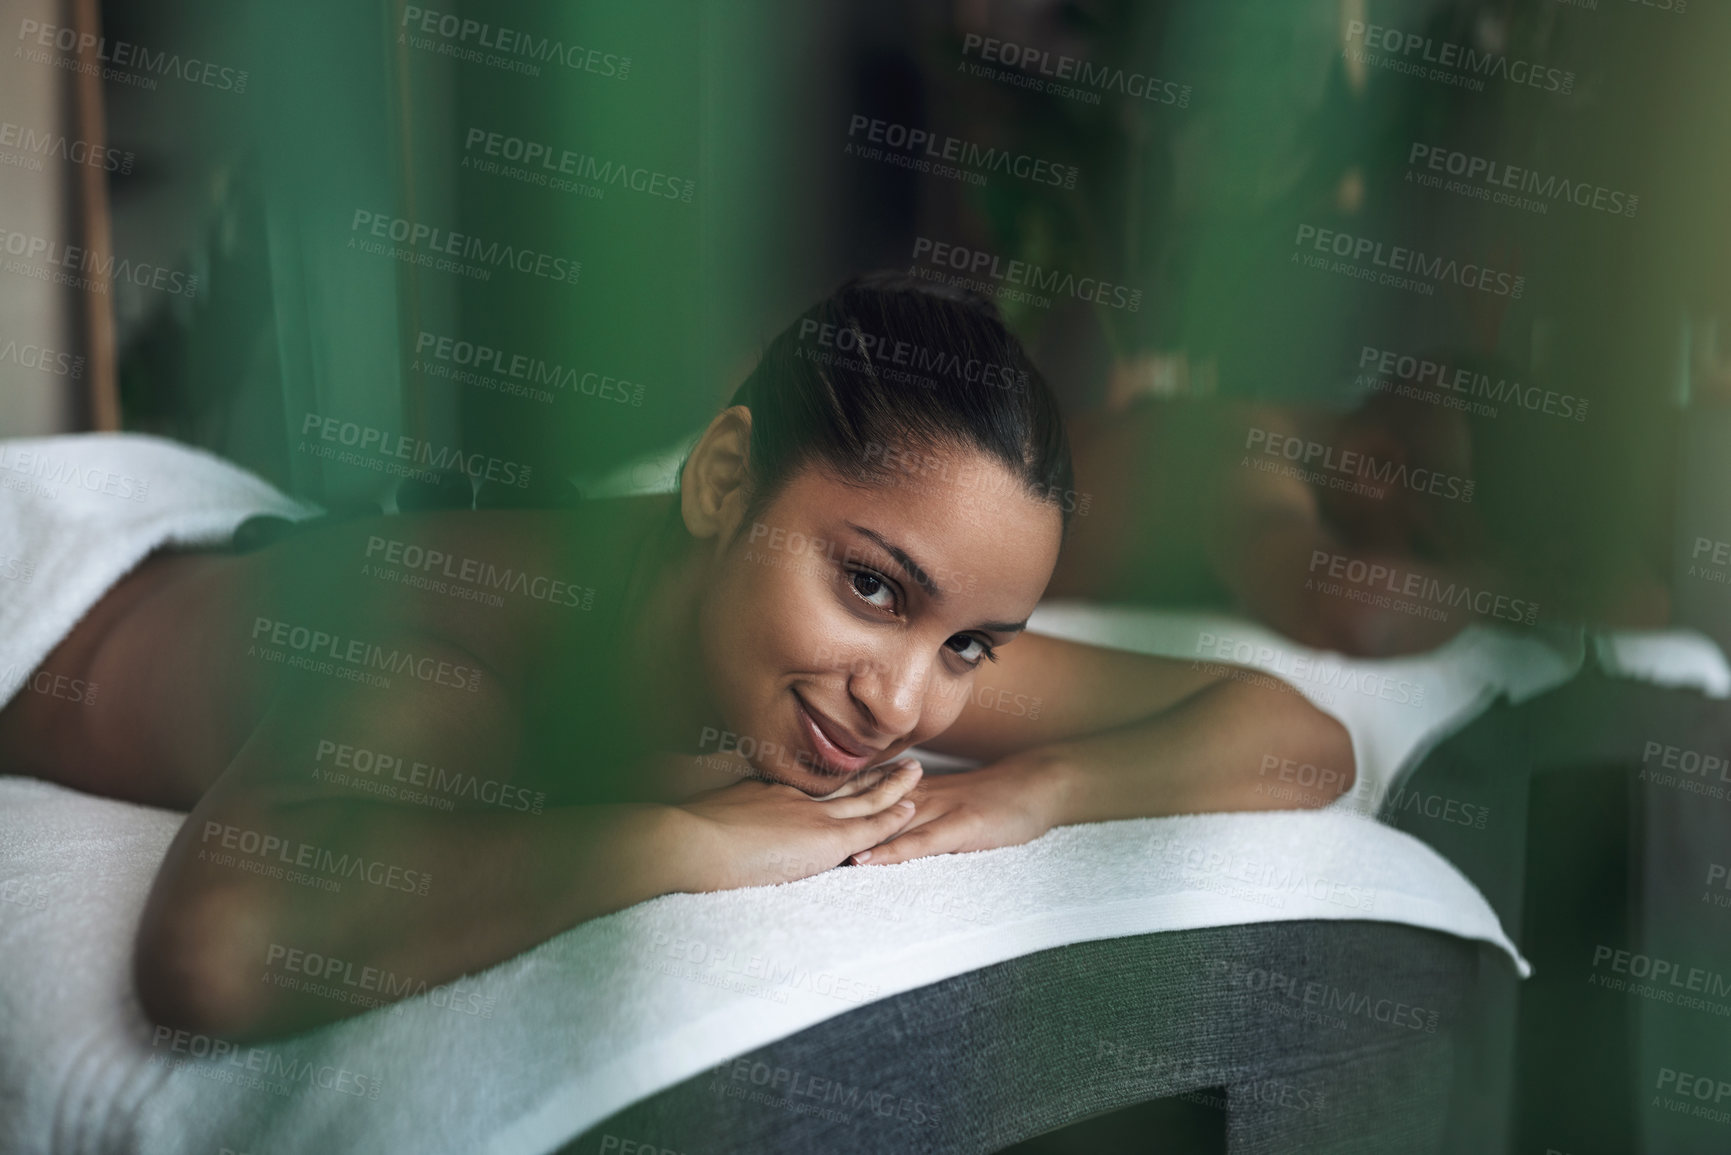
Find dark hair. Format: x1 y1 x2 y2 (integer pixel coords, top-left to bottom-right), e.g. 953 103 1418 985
723 270 1076 531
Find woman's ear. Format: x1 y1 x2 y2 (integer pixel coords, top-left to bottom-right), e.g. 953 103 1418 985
681 405 753 543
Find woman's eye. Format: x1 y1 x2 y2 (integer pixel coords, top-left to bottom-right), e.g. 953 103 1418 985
945 634 995 666
849 568 897 610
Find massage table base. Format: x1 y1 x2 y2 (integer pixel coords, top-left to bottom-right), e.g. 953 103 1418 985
573 919 1491 1155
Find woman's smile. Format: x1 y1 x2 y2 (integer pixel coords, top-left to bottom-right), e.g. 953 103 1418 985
791 688 882 776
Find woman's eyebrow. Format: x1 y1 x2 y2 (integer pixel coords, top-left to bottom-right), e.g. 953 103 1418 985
847 523 1026 634
847 523 940 598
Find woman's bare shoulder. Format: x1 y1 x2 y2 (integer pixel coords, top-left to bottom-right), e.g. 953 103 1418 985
0 501 640 807
0 547 258 803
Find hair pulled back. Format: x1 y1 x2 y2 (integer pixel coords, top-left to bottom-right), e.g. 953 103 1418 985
725 271 1075 530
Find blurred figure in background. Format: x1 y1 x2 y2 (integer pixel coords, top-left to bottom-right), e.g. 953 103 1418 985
1048 367 1674 655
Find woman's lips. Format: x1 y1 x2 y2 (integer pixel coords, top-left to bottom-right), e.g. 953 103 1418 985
792 692 879 775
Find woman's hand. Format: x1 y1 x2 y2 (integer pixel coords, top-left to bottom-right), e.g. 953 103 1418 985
849 752 1073 867
671 759 925 890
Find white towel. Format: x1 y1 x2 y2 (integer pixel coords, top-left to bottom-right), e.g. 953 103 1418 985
1023 604 1606 813
0 433 317 711
0 774 1526 1155
1595 629 1731 697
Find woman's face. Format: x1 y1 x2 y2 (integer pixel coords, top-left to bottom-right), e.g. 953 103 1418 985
696 447 1063 794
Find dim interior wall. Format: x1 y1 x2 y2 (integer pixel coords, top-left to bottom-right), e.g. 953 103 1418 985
0 0 75 437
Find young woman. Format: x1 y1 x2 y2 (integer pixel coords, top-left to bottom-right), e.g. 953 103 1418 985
0 273 1352 1041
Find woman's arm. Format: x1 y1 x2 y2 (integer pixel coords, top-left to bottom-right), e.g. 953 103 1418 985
859 639 1355 866
136 634 921 1041
917 631 1227 763
134 639 670 1041
1035 676 1354 823
139 788 688 1041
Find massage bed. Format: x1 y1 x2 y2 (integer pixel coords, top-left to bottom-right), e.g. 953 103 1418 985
3 433 1723 1153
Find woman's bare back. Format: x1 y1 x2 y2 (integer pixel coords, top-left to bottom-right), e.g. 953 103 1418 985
0 501 648 811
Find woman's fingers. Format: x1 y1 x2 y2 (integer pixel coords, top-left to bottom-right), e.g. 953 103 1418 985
821 760 922 819
849 814 954 866
844 799 918 859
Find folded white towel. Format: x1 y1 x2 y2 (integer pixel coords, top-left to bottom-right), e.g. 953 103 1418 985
0 434 317 711
1595 629 1731 696
0 774 1526 1155
1023 604 1594 813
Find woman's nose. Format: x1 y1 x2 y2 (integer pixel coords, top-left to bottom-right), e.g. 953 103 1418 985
848 650 927 735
